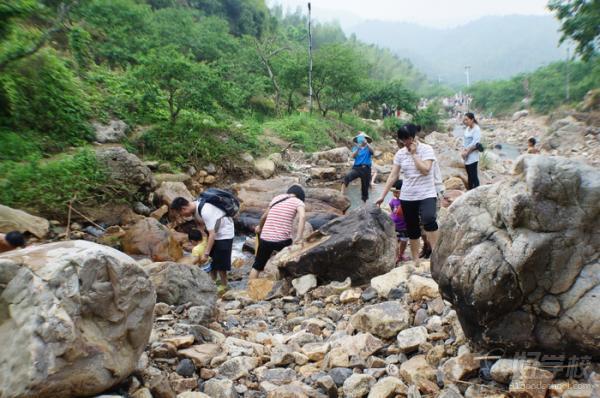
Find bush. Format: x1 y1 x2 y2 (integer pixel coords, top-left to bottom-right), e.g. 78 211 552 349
413 102 442 132
139 111 263 166
0 49 92 152
0 130 42 161
0 149 128 218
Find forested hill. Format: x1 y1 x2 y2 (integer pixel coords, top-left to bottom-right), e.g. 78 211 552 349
351 15 567 85
0 0 436 163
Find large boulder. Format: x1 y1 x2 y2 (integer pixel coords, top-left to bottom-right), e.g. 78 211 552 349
95 147 156 191
0 241 155 398
154 181 194 207
269 204 396 284
146 262 217 313
541 116 587 151
122 218 183 261
312 147 351 164
0 204 49 238
93 119 128 143
432 155 600 356
254 158 276 179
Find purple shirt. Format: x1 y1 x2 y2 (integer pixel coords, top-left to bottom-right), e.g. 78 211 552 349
389 198 407 231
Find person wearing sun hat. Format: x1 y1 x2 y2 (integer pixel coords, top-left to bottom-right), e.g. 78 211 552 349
341 131 374 203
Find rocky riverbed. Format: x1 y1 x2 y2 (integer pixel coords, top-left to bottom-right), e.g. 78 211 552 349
1 111 599 398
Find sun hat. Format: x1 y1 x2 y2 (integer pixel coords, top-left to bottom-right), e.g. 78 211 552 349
353 131 373 144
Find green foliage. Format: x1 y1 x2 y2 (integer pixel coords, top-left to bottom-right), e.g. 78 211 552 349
468 57 600 115
313 43 368 117
549 0 600 60
0 149 128 218
0 130 42 161
413 102 442 132
362 80 418 115
0 48 92 151
140 111 263 166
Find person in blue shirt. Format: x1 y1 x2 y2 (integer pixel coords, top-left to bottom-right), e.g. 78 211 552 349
341 132 374 202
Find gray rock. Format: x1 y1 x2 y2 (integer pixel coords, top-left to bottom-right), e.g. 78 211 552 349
0 241 155 398
203 378 238 398
217 356 258 380
350 301 410 339
271 205 396 284
361 287 378 301
95 147 156 191
0 204 50 239
146 262 217 310
329 368 353 387
133 202 152 216
176 359 196 378
432 155 600 356
342 374 375 398
93 119 128 143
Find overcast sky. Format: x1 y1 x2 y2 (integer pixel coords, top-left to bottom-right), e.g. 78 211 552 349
268 0 553 28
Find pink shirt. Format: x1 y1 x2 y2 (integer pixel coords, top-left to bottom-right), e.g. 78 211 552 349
261 194 304 242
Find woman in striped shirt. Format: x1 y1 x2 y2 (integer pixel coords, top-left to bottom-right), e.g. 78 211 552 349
250 185 306 279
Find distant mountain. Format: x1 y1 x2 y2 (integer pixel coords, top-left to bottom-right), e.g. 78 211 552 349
349 15 568 85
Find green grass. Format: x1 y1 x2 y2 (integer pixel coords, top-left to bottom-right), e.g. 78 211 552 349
0 149 131 219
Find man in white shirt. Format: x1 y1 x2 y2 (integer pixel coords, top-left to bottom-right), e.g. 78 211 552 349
171 197 234 289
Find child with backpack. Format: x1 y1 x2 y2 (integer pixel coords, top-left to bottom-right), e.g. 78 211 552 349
171 189 239 292
390 180 409 264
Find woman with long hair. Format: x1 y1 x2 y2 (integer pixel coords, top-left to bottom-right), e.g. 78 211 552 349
462 112 481 190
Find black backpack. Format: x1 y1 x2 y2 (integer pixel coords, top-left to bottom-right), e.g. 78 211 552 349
197 188 240 218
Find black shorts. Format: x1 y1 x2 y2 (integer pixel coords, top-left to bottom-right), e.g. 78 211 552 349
252 238 293 271
210 239 233 271
400 198 438 240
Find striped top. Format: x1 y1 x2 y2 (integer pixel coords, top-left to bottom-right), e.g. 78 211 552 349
261 194 305 242
393 143 438 201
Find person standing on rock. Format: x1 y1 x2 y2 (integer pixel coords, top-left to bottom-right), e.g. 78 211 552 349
375 124 439 266
250 185 306 279
0 231 25 253
462 112 482 190
341 132 374 203
171 197 234 291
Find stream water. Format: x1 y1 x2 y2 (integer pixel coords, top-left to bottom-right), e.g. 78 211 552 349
452 124 521 160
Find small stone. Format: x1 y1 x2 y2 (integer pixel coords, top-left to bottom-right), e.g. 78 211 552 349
217 356 258 380
247 278 275 301
400 355 436 384
329 367 354 387
343 374 376 398
397 326 429 353
340 288 363 303
490 359 539 385
178 344 221 367
131 388 153 398
302 342 330 361
164 335 195 349
329 277 352 293
177 392 211 398
562 383 593 398
200 368 215 380
509 366 554 398
270 344 295 366
317 375 337 398
292 274 318 296
176 359 196 378
361 287 378 301
413 308 429 326
407 275 440 301
203 378 237 398
155 302 171 316
387 287 405 300
442 353 480 383
367 376 408 398
350 301 410 339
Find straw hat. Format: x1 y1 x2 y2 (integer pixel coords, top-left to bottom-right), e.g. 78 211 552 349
353 131 373 144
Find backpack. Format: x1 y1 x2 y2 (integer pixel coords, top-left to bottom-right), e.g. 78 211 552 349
197 188 240 218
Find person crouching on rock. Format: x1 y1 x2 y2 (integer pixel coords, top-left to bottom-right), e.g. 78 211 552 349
527 137 540 154
0 231 25 253
341 132 374 203
251 185 306 279
375 124 440 267
171 197 234 292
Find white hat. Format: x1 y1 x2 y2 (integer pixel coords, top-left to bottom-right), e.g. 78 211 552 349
353 131 373 144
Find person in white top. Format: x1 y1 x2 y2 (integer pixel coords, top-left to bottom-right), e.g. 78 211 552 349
462 112 481 190
170 196 234 289
376 124 440 267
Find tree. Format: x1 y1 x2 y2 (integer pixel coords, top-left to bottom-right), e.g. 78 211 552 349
312 43 367 117
277 47 308 114
362 80 418 115
253 35 290 114
549 0 600 60
135 47 208 124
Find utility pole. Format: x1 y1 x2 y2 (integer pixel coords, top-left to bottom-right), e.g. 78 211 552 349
464 65 471 88
307 2 313 113
566 47 571 101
